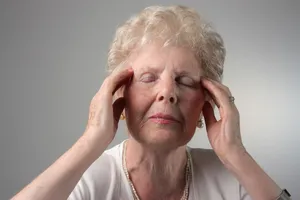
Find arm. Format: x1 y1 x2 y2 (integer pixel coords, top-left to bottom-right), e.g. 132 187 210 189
12 134 106 200
224 147 281 200
200 77 287 200
11 67 134 200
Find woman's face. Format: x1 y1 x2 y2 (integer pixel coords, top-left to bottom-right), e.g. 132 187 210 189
124 42 205 149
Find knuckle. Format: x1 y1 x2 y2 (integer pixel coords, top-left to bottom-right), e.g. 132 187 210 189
102 77 111 88
229 108 240 119
223 86 230 93
100 79 113 94
235 108 240 118
226 108 236 117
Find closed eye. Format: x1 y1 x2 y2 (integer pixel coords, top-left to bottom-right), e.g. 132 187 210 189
176 76 195 87
140 73 156 83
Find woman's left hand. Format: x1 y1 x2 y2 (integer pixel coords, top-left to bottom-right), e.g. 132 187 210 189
200 77 245 161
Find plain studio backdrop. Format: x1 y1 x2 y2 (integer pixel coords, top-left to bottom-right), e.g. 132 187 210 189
0 0 299 199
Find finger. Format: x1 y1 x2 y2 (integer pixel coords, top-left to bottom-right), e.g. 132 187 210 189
202 101 217 129
201 77 236 115
111 68 133 95
102 67 134 95
204 88 220 108
112 97 125 126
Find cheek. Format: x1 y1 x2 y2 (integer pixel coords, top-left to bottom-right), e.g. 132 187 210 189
180 90 204 118
124 83 155 134
124 82 153 115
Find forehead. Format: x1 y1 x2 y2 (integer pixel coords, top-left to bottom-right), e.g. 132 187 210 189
129 42 203 74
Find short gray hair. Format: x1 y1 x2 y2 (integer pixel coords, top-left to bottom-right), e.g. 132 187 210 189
107 5 226 82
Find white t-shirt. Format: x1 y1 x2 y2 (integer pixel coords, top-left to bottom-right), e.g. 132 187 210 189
68 140 251 200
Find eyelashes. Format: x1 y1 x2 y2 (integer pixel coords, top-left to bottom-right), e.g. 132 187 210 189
175 76 195 87
140 73 156 83
139 73 197 88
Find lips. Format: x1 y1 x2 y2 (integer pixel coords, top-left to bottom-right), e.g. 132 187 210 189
149 113 179 122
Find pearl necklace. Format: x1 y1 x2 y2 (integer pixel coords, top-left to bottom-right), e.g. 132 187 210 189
122 140 191 200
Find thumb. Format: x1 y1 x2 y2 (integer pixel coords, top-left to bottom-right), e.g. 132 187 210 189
202 101 217 129
112 97 125 127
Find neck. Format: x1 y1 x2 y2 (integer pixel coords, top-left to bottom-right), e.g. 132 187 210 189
124 138 189 200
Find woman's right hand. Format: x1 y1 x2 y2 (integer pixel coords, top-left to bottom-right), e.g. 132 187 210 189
84 66 133 148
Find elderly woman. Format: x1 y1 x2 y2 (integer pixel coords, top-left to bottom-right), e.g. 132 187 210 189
12 5 291 200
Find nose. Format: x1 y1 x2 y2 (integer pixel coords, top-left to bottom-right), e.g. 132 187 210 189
156 77 178 104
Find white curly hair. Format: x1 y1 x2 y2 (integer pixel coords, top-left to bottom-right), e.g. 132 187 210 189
107 5 226 83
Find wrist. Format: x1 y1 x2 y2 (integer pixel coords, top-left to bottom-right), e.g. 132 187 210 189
219 145 282 200
218 144 248 169
78 131 109 159
83 127 113 147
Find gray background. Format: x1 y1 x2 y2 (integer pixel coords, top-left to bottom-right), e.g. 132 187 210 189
0 0 299 199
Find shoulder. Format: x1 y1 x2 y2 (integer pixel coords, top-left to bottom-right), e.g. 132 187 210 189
189 147 233 179
189 148 225 172
68 142 124 200
188 147 243 199
84 144 121 182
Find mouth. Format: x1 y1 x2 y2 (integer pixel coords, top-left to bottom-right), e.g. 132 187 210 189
149 113 179 124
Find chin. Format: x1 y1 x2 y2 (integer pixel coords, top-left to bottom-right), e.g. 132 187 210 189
128 121 193 149
139 128 189 150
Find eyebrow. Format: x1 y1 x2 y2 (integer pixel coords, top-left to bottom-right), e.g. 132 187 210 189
174 68 202 81
138 65 162 74
137 65 202 80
